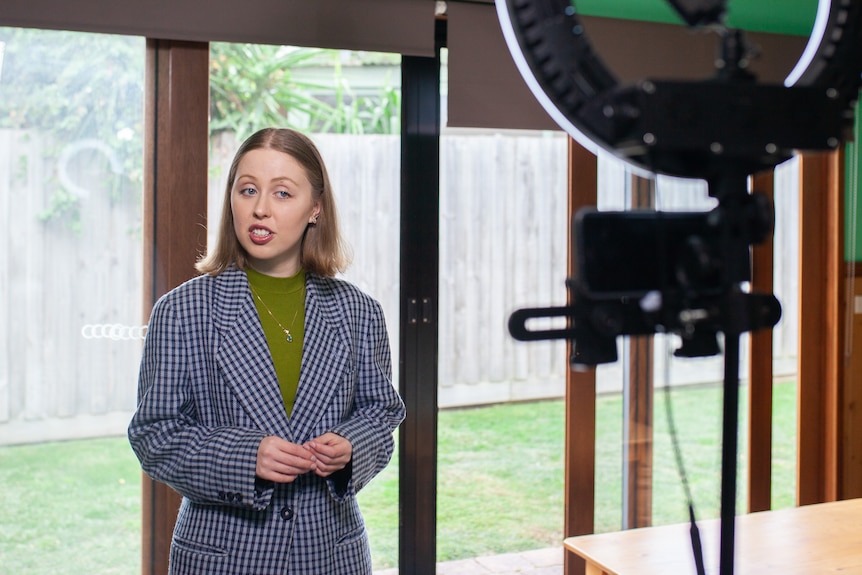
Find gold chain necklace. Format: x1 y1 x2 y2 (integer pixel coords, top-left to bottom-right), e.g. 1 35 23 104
250 286 300 343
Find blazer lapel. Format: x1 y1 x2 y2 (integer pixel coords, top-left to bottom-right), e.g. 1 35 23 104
213 268 292 439
289 275 352 442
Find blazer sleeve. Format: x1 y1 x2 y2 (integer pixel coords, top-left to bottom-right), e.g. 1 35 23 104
328 298 405 500
127 293 272 511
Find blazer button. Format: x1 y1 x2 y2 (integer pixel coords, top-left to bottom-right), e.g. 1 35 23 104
280 506 294 521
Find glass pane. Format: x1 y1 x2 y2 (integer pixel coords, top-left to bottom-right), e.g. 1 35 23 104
594 159 732 531
208 43 402 571
771 156 799 510
593 153 800 532
0 27 145 574
438 44 569 563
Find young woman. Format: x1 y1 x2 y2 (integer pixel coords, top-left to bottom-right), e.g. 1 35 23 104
128 128 405 574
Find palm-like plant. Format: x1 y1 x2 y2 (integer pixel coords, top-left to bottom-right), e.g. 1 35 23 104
210 43 336 141
210 43 401 138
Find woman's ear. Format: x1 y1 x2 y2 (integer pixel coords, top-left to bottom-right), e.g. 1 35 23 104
309 203 321 225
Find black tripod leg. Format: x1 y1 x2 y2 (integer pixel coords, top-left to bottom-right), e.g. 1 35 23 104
719 331 741 575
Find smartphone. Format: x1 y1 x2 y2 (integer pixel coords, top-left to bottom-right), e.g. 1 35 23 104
572 207 723 299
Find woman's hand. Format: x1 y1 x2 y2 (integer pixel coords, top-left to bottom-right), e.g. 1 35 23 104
256 436 317 483
304 432 352 477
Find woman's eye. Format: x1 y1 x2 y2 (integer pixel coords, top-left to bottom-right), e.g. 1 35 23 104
275 190 291 199
239 187 257 196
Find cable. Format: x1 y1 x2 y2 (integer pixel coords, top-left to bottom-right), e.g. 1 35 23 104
661 336 707 575
653 175 707 575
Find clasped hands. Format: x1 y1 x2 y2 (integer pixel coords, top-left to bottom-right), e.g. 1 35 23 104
256 432 351 483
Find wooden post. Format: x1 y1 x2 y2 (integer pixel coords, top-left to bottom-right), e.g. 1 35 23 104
841 113 862 500
140 39 209 575
623 175 654 529
564 138 598 575
796 150 844 506
845 273 862 498
748 169 775 513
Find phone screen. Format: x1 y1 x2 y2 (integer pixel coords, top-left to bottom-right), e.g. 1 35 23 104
573 208 717 298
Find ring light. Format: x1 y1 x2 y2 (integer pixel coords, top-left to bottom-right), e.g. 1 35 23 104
496 0 862 179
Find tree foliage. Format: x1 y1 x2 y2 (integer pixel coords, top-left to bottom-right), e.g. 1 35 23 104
209 43 401 142
0 28 401 231
0 27 144 231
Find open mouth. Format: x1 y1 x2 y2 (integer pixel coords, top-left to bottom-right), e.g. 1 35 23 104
249 226 273 244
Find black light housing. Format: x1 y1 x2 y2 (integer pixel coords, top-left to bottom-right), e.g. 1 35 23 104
496 0 862 179
665 0 727 26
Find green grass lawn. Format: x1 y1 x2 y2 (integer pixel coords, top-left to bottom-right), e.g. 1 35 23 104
0 380 797 573
364 379 797 568
0 437 141 574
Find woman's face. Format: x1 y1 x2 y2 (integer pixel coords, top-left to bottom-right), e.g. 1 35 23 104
230 148 321 277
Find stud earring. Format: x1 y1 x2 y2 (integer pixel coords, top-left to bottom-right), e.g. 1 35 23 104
310 215 319 225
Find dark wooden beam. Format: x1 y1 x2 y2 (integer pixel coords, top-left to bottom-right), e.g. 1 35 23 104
398 21 442 575
140 38 209 575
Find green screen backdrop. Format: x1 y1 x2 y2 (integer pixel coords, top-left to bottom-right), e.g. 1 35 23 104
576 0 818 35
847 101 862 262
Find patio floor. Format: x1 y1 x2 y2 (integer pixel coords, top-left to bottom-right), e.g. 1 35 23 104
374 546 564 575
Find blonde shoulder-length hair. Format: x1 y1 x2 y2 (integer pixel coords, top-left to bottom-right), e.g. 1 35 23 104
196 128 351 277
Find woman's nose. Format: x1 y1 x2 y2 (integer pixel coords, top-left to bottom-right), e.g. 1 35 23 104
253 195 269 217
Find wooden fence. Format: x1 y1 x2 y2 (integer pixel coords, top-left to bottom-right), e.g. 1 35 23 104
0 130 799 445
0 130 144 445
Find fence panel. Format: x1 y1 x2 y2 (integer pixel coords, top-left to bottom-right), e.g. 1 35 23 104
1 130 800 444
0 130 143 445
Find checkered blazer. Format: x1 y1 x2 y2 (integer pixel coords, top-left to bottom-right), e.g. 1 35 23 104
128 266 405 575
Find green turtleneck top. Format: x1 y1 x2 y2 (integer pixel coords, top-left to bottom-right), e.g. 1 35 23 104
246 267 306 417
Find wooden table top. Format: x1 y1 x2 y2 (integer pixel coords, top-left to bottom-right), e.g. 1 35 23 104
564 498 862 575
